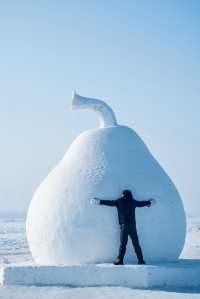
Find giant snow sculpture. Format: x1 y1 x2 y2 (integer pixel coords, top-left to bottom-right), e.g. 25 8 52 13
26 92 186 265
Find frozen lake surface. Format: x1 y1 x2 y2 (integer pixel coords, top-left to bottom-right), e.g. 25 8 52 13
0 216 31 264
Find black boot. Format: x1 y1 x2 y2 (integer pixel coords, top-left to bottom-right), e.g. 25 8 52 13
138 260 146 265
113 258 124 265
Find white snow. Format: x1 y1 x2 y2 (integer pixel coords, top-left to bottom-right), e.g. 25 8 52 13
72 91 118 128
1 260 200 288
0 286 200 299
0 218 30 264
26 94 186 265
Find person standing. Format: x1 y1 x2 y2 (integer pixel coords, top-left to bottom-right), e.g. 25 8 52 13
91 189 155 265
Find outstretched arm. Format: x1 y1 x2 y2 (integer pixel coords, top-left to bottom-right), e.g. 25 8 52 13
99 199 118 206
90 198 118 206
134 199 151 207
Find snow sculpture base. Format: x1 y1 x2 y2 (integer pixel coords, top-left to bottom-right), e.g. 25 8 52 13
1 260 200 289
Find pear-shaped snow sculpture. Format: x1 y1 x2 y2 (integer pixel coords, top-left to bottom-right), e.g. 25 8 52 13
26 92 186 265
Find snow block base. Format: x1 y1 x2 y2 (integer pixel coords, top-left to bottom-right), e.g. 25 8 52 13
1 260 200 289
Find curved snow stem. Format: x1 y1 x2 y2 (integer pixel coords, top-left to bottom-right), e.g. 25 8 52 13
72 91 118 128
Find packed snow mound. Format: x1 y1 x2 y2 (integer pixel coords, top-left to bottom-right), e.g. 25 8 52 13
26 93 186 265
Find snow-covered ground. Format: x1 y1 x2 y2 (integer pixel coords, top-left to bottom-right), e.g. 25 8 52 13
0 286 200 299
0 217 30 264
0 215 200 298
180 216 200 259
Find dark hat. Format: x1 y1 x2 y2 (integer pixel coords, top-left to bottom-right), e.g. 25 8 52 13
122 189 133 199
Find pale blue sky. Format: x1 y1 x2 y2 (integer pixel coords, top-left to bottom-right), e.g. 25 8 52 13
0 1 199 215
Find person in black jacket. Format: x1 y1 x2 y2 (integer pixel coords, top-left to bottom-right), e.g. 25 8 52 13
91 190 155 265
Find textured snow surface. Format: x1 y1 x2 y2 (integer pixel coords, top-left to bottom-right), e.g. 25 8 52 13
27 125 186 265
0 286 200 299
2 260 200 288
0 218 30 264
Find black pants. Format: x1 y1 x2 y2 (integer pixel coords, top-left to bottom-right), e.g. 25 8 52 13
118 224 144 262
